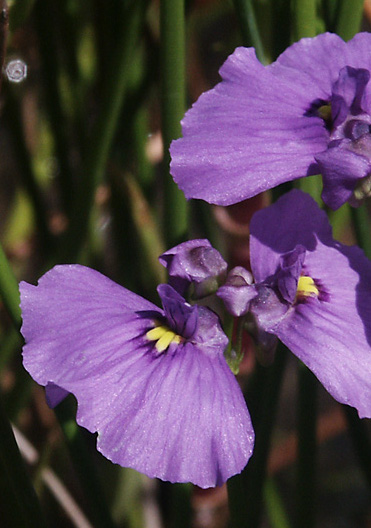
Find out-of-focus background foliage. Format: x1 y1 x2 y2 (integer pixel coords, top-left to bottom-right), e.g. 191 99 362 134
0 0 371 527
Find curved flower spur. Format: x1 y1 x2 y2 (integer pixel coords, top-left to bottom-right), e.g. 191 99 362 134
20 266 254 489
170 32 371 210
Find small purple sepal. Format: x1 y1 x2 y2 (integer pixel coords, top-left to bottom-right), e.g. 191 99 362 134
159 240 227 298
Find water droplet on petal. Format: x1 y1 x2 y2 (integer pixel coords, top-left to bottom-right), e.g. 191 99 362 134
5 59 27 83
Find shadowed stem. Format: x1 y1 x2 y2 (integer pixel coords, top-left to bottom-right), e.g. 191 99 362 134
232 0 266 62
291 0 317 41
343 405 371 491
59 0 148 262
0 393 47 528
160 0 188 247
227 344 288 527
0 242 21 330
335 0 364 41
350 205 371 260
55 397 118 528
294 364 317 528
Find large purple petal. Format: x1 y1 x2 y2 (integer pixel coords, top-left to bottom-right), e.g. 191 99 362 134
275 239 371 418
20 265 254 487
170 47 327 206
270 33 350 101
249 190 332 282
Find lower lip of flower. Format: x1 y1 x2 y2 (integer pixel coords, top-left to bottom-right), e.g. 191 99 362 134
146 324 183 353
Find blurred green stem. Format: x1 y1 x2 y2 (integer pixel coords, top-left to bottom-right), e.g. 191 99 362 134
343 405 371 490
160 0 188 246
4 89 52 251
227 344 288 527
34 0 75 214
59 0 148 262
55 397 118 528
350 205 371 260
232 0 266 62
291 0 317 41
0 242 21 329
295 364 317 528
0 392 47 527
335 0 364 41
264 477 291 528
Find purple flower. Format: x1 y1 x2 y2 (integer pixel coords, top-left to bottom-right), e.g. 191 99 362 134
244 189 371 418
20 265 254 488
170 33 371 210
159 239 227 298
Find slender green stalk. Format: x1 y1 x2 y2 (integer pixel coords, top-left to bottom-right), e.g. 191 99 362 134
4 89 52 251
343 406 371 490
0 393 47 527
264 477 291 528
55 397 117 528
9 0 35 32
0 328 21 372
295 364 317 528
291 0 317 41
232 0 266 62
350 205 371 260
0 241 21 329
270 0 291 59
59 0 148 262
160 0 188 247
321 0 339 31
335 0 364 41
227 344 288 527
34 0 75 214
295 175 322 204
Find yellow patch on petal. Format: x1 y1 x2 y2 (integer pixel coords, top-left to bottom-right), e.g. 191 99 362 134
146 324 182 353
296 275 319 300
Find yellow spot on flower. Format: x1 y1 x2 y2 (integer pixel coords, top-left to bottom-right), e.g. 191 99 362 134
146 324 182 353
296 275 319 300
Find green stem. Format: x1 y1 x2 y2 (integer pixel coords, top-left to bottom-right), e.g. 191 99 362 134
0 328 21 372
34 0 75 214
264 477 291 528
4 89 53 251
55 397 117 528
0 392 47 527
0 241 21 329
343 405 371 490
227 344 288 527
232 0 266 62
160 0 188 246
295 364 317 528
350 205 371 260
335 0 364 41
291 0 317 41
59 0 148 262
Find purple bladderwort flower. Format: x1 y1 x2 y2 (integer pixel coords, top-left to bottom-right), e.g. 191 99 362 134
170 32 371 210
20 266 254 488
219 190 371 418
